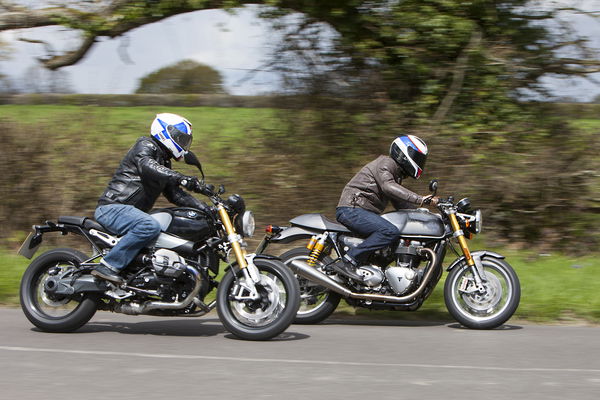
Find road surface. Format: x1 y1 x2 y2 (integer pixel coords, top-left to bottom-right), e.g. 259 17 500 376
0 307 599 399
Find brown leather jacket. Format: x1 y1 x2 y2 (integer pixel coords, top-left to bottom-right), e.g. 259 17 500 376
337 155 424 214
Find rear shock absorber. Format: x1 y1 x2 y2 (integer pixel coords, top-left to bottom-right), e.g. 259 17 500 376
306 233 328 266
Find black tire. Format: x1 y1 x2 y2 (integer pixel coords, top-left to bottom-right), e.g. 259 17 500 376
280 247 341 324
20 248 98 333
216 258 300 340
444 255 520 329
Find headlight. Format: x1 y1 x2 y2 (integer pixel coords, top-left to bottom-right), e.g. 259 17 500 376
235 210 255 237
474 209 482 234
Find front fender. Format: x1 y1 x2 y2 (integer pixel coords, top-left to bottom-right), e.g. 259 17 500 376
446 250 505 272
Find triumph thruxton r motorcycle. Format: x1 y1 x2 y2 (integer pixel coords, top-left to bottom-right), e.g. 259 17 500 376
257 180 520 329
18 152 300 340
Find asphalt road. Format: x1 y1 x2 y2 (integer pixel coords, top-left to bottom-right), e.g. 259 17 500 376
1 307 599 400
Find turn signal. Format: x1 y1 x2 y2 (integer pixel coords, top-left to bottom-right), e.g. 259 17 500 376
265 225 282 235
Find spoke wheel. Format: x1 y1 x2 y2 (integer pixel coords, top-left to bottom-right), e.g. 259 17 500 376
280 248 340 324
444 256 520 329
217 258 299 340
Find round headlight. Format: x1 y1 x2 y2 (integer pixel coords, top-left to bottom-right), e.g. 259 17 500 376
241 210 255 237
474 209 482 234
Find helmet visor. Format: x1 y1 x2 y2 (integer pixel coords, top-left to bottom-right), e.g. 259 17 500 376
167 124 192 152
406 145 427 171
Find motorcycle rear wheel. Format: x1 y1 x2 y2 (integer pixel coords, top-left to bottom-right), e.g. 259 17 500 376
20 248 98 332
216 258 300 340
280 248 341 324
444 256 520 329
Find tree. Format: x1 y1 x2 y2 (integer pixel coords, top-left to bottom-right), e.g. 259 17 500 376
1 0 600 248
135 60 224 94
1 1 597 115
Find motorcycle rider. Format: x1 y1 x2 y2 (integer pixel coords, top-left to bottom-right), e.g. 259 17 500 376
92 113 209 284
334 135 439 281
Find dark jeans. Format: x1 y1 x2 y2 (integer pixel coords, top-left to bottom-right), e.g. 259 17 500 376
336 207 401 264
95 204 162 271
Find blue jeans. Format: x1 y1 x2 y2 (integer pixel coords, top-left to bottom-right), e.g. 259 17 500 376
94 204 162 271
336 207 402 264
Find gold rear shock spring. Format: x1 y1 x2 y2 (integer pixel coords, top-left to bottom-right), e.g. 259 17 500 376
306 234 327 266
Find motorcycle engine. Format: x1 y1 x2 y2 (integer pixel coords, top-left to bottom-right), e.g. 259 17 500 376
385 265 417 295
151 248 188 278
385 240 424 295
356 265 385 287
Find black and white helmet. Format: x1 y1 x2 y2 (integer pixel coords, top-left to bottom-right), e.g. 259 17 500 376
390 135 428 179
150 113 193 160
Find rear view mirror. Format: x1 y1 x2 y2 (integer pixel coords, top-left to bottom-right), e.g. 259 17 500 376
428 179 438 195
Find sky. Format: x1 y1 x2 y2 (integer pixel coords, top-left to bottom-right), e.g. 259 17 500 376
0 3 599 100
0 6 284 95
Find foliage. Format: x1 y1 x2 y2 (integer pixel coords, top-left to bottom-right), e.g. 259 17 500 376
1 103 599 252
135 60 226 94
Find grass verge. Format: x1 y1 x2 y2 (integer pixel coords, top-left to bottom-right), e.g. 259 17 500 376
2 245 599 325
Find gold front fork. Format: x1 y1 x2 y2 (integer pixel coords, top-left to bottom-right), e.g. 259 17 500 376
449 211 486 292
448 212 474 267
217 204 248 269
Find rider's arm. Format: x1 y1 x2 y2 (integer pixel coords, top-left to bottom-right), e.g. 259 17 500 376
163 184 211 212
134 140 183 186
374 158 424 205
391 197 418 210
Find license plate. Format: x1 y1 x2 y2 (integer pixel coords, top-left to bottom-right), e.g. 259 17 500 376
18 232 42 259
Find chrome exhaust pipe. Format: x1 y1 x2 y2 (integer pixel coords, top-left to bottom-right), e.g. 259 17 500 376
289 247 438 304
117 265 202 315
289 260 352 297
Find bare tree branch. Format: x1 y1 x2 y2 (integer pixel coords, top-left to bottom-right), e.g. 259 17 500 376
40 36 96 69
0 0 243 69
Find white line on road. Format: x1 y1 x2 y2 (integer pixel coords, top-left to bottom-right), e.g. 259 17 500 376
1 345 600 374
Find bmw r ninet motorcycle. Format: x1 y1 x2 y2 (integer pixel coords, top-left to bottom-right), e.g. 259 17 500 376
257 180 520 329
18 151 300 340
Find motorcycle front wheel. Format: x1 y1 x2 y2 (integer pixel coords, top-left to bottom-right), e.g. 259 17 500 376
444 255 520 329
280 248 341 324
216 257 300 340
20 248 98 332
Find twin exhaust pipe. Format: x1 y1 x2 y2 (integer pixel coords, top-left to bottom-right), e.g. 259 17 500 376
289 247 438 303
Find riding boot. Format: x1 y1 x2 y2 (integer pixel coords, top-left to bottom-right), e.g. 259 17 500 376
331 255 363 282
91 260 124 285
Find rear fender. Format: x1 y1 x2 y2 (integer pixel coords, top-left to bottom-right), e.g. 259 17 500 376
18 221 87 259
251 253 282 261
446 250 505 272
267 226 318 244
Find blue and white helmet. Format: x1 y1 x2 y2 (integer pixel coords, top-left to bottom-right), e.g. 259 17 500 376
150 113 193 160
390 135 428 179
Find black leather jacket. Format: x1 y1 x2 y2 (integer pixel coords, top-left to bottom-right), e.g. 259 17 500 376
97 136 208 212
337 155 423 214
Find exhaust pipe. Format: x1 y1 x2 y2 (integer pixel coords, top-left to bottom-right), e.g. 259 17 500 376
116 265 202 315
289 247 438 303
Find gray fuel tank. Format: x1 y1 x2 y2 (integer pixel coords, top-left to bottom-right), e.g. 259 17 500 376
382 209 445 238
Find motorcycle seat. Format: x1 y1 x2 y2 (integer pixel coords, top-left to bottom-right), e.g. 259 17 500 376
290 213 352 233
58 216 106 232
322 216 352 233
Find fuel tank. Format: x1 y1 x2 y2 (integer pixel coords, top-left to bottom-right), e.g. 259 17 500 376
150 207 214 242
382 209 445 238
